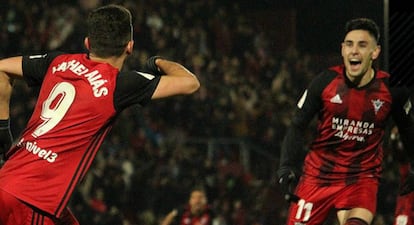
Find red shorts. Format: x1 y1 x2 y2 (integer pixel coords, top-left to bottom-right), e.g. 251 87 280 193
394 192 414 225
0 188 79 225
285 178 378 225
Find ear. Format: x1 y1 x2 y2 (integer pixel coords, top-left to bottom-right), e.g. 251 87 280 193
84 37 91 51
126 40 134 55
340 42 346 58
371 45 381 60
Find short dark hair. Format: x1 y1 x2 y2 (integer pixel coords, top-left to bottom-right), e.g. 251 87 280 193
345 18 380 43
86 4 133 57
190 186 207 196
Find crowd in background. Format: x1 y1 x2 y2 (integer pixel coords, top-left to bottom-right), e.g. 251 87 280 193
0 0 401 224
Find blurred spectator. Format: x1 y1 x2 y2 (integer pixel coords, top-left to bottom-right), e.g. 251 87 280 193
160 187 215 225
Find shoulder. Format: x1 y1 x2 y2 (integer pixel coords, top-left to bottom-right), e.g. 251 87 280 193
306 66 341 93
308 65 341 85
24 51 67 63
115 70 161 89
325 65 344 79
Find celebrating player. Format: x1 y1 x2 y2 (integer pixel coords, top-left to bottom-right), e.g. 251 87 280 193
0 4 199 225
277 18 414 225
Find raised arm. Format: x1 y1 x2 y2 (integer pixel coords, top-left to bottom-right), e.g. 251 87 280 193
0 56 23 118
0 56 24 155
0 72 13 119
0 56 24 79
151 57 200 99
0 68 16 155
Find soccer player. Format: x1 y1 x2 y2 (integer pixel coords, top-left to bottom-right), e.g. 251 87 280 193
277 18 414 225
0 4 200 225
160 187 214 225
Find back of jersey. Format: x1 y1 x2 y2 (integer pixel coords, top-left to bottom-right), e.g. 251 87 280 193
0 53 118 217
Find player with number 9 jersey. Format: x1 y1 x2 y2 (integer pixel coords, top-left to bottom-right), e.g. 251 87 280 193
0 4 199 225
0 52 163 217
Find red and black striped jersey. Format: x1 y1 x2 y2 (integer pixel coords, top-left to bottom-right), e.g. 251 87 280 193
280 65 414 186
0 52 160 217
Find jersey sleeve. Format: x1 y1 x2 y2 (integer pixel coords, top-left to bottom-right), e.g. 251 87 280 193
113 71 161 112
22 52 64 87
279 71 335 172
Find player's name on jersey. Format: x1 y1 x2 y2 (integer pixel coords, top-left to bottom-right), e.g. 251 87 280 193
52 60 109 97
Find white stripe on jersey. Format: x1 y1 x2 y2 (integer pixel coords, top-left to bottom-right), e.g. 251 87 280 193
134 71 155 80
29 54 48 59
297 90 308 109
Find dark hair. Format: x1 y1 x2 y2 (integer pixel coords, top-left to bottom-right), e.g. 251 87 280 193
191 186 206 194
345 18 380 43
86 4 132 57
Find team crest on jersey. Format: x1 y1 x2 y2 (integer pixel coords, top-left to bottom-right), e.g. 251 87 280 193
371 99 384 114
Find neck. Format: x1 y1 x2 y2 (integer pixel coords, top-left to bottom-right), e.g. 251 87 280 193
88 54 126 70
347 69 374 88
